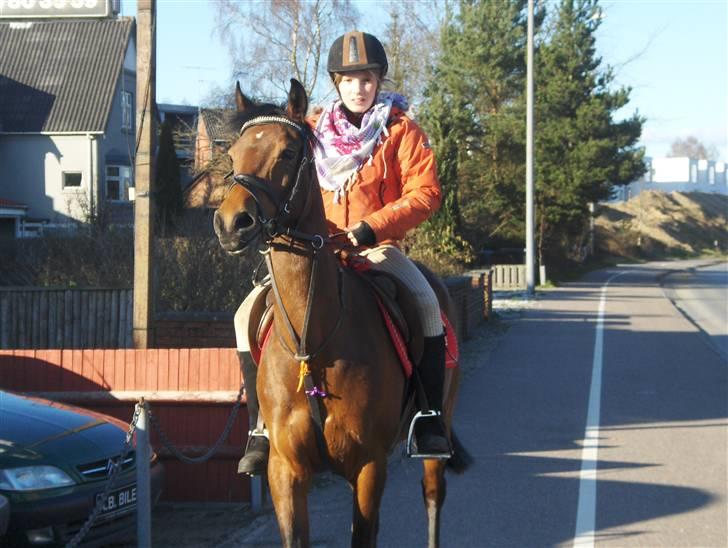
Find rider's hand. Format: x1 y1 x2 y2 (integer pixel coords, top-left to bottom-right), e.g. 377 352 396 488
346 221 376 247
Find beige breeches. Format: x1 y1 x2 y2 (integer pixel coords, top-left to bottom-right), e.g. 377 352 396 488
360 244 443 337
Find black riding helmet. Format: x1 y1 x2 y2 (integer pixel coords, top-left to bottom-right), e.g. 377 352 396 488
327 31 388 79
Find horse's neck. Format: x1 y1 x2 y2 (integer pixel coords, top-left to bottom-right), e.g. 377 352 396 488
268 196 340 345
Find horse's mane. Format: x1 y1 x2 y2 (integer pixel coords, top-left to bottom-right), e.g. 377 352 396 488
225 102 286 136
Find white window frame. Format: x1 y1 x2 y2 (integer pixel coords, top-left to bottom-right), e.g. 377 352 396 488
121 91 133 131
62 171 83 190
105 165 133 201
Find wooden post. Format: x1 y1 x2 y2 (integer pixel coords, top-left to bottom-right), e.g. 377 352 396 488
133 0 156 349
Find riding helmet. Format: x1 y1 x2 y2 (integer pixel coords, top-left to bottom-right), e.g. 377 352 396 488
327 31 388 78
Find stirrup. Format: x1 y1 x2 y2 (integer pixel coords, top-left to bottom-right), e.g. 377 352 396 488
406 410 453 459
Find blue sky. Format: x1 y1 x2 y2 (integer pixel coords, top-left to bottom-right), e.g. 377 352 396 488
120 0 727 161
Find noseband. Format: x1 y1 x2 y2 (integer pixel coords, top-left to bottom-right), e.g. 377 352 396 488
226 115 319 245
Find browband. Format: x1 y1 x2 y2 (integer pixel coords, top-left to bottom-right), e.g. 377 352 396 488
240 116 305 136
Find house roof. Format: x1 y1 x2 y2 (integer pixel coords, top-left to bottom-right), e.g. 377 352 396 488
0 18 133 133
200 109 231 141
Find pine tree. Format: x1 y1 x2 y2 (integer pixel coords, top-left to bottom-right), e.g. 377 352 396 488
418 0 539 263
535 0 645 266
155 119 183 233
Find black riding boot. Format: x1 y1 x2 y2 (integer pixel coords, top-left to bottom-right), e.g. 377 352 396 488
237 351 269 476
411 334 452 458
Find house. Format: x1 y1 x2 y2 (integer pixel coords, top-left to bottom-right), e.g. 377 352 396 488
614 156 727 201
158 103 199 189
0 14 136 232
184 108 232 209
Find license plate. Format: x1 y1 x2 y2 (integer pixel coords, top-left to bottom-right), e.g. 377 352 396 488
96 484 137 516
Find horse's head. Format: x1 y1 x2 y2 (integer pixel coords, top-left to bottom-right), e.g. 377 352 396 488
213 79 309 254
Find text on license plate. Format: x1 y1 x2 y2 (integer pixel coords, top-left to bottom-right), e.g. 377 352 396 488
97 484 137 514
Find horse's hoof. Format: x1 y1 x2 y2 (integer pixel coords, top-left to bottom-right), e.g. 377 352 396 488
238 436 270 475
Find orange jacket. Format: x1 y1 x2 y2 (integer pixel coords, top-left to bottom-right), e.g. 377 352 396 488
308 107 441 246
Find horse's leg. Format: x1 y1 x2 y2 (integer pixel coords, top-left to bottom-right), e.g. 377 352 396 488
268 450 311 548
351 458 387 548
421 458 447 548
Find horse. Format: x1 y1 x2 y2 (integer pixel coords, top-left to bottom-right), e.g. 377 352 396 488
214 79 470 548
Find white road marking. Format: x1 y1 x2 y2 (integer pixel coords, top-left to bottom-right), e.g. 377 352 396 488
573 271 626 547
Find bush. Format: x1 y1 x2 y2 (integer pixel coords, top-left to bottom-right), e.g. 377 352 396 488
1 225 258 313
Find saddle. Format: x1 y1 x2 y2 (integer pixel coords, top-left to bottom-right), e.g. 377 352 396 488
245 266 426 372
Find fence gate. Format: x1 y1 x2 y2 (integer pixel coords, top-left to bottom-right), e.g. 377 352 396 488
490 265 527 290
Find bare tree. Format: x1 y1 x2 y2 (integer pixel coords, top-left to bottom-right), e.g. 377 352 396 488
381 0 446 103
215 0 359 103
668 136 719 160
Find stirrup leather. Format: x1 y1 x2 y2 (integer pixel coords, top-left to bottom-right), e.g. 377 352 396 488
406 410 453 459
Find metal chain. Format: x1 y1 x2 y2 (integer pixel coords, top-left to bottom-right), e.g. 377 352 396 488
147 381 245 465
65 403 143 548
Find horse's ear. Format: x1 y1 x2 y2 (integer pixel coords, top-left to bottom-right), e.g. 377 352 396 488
286 79 308 122
235 81 253 113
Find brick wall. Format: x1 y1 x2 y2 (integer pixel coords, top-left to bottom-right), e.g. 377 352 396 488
155 312 235 348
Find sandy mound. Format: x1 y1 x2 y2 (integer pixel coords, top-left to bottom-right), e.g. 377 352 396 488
595 191 728 259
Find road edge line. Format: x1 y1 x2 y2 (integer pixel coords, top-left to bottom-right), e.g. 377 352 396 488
573 271 626 547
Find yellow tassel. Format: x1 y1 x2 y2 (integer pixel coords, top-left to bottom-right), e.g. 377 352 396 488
297 360 310 392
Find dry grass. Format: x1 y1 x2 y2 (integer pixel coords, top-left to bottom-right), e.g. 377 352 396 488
595 191 728 260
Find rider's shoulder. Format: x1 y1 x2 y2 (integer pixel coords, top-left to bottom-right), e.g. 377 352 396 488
388 108 425 137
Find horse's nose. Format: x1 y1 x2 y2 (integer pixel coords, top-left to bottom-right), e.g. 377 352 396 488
213 209 256 238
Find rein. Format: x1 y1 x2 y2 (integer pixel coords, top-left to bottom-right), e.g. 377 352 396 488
228 113 343 469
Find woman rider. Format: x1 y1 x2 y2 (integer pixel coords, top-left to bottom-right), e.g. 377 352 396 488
236 31 451 476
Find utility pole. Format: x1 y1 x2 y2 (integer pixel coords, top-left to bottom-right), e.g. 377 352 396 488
525 0 536 294
133 0 156 349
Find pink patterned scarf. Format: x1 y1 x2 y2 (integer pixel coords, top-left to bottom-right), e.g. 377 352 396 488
313 92 408 203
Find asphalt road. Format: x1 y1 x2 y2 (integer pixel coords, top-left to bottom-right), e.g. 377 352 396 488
662 261 728 361
205 259 728 547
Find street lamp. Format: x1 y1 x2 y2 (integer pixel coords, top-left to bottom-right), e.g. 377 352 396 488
525 0 535 294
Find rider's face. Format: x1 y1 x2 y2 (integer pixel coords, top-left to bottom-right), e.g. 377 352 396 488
337 71 378 114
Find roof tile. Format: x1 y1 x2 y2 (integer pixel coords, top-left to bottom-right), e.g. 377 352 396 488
0 18 133 133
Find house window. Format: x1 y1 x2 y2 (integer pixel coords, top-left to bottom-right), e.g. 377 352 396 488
62 172 83 189
122 91 133 130
106 165 133 201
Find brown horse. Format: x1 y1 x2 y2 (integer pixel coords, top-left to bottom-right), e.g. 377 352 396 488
214 79 470 548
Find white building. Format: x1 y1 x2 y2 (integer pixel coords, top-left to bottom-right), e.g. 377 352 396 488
613 156 727 201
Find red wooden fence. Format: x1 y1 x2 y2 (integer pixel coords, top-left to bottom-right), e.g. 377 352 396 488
0 348 251 503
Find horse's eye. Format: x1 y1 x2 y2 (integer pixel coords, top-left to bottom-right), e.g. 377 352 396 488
281 149 297 161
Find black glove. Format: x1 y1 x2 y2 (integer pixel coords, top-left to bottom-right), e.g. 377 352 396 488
348 221 376 247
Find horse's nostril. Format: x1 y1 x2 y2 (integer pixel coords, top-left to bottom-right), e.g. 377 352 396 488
234 212 255 232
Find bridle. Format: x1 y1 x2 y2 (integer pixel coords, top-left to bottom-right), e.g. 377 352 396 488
225 115 327 249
